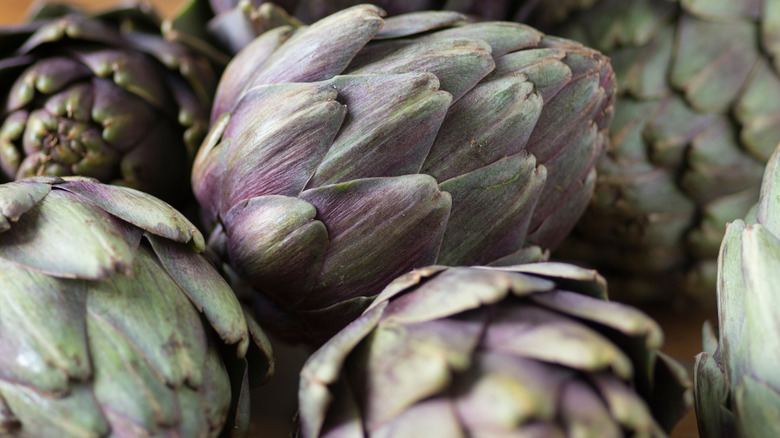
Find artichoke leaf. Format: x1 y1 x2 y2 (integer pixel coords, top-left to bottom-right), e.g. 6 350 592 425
86 244 208 390
487 48 570 102
299 175 451 308
736 224 780 389
380 267 551 325
509 261 608 299
318 379 363 438
86 311 181 434
299 303 386 438
371 396 465 438
757 142 780 234
0 259 89 394
183 334 231 435
347 37 495 102
693 352 734 438
210 26 294 121
374 11 466 40
308 72 452 186
76 48 170 111
368 265 448 311
0 180 49 232
7 58 92 111
455 353 569 429
222 195 328 308
530 290 663 348
0 189 140 279
0 381 108 438
420 22 543 57
220 82 345 210
483 304 634 380
559 379 622 438
733 374 780 438
672 14 757 113
244 4 384 88
346 321 463 428
58 180 203 250
590 373 663 436
422 75 543 181
147 233 250 357
437 153 546 266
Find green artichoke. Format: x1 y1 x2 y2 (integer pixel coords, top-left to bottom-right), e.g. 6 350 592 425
550 0 777 300
0 3 216 206
299 263 692 437
192 5 616 346
0 176 273 437
168 0 597 54
693 144 780 437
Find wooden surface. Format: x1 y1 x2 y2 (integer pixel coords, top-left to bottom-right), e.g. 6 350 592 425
3 1 708 437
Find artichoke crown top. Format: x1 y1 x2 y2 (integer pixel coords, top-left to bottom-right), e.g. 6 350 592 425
299 262 691 438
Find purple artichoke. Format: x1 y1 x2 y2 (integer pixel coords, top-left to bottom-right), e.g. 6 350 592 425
193 5 616 346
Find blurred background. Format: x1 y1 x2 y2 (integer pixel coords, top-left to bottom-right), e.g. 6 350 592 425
4 1 711 437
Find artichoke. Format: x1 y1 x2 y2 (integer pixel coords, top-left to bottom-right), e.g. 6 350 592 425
168 0 597 54
0 3 216 206
693 144 780 436
299 263 692 438
0 176 273 437
192 5 616 345
550 0 777 300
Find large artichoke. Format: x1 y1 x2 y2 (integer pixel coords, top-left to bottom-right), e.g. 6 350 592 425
550 0 777 300
693 145 780 436
299 263 692 437
192 5 616 345
0 176 273 437
0 3 216 206
168 0 598 54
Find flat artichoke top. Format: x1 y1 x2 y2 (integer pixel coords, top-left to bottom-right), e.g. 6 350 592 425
0 176 273 437
694 143 780 438
299 263 692 438
192 5 616 345
0 3 216 206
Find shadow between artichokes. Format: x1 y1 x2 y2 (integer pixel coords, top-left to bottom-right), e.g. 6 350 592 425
191 5 616 346
298 263 692 437
0 176 273 437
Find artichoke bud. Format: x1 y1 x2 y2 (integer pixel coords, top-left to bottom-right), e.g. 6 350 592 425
694 144 780 437
0 177 273 437
552 0 780 300
195 5 616 345
0 5 217 206
299 263 692 437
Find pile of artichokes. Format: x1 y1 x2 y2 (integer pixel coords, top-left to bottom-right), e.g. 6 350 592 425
5 0 779 437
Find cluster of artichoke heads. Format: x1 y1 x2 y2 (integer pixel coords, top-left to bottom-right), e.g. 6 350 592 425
3 0 778 437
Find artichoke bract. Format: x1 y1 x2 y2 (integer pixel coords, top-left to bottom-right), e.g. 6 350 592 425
192 5 616 346
0 3 216 206
693 145 780 437
299 263 692 438
0 176 273 437
169 0 598 54
551 0 778 300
